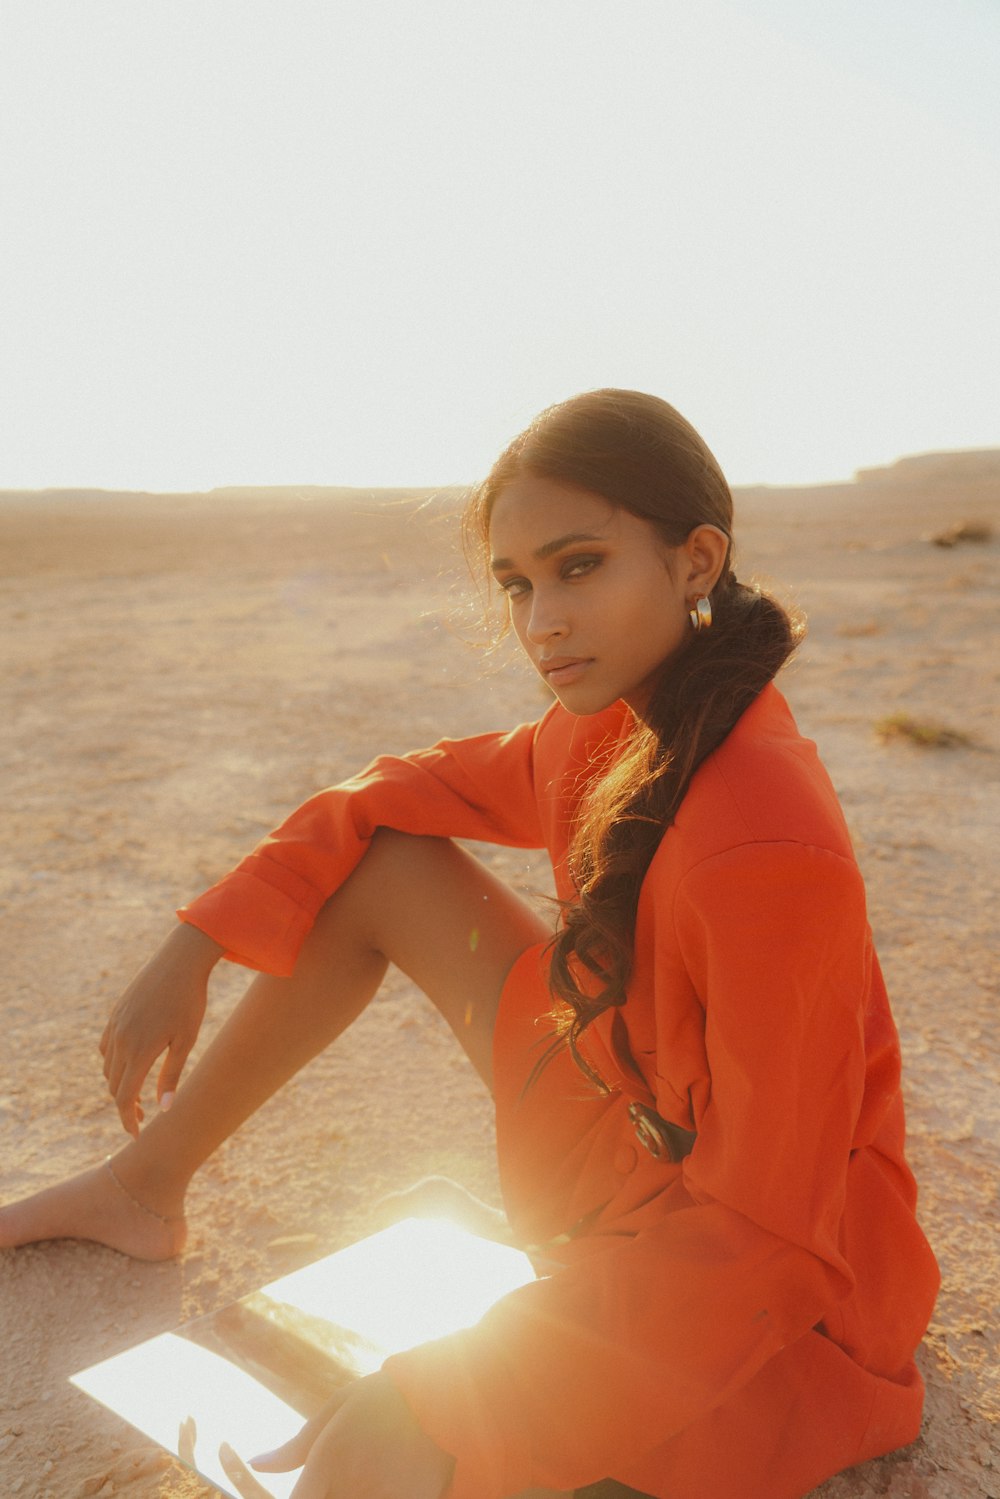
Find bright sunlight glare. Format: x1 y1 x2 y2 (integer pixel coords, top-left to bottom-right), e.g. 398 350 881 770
72 1332 302 1498
71 1220 536 1498
263 1218 536 1364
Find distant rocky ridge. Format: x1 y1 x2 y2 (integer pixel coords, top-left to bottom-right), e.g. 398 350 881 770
2 455 998 504
855 450 1000 485
0 483 467 507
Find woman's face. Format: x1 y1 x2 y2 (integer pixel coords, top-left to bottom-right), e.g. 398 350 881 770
489 474 697 718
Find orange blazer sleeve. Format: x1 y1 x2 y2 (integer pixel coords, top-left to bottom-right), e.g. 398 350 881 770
383 839 873 1498
178 717 547 974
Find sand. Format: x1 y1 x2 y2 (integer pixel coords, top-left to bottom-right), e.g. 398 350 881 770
0 471 997 1498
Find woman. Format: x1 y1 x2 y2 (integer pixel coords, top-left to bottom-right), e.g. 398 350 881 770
0 391 939 1499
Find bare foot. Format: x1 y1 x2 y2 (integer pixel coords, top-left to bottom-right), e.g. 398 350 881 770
0 1159 187 1261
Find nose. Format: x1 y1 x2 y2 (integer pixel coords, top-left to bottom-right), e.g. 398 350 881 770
524 587 568 645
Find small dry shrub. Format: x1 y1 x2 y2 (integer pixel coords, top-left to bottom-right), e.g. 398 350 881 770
930 520 994 548
875 712 974 749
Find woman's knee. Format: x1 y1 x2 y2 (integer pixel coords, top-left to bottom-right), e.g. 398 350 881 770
350 829 545 985
353 829 460 917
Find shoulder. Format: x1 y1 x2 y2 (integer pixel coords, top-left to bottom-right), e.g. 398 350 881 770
632 688 871 1029
671 682 856 864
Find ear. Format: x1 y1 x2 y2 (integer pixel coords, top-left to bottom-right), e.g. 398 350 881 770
679 524 729 597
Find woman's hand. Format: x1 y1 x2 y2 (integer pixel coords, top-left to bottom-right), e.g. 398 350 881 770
99 923 223 1136
251 1371 455 1499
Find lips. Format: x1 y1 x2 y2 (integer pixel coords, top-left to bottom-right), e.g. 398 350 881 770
540 656 593 687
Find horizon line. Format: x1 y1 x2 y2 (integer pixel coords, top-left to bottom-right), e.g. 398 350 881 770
2 445 999 500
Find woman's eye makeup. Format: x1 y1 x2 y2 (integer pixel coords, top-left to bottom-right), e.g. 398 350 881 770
561 553 601 578
496 553 603 597
497 557 602 590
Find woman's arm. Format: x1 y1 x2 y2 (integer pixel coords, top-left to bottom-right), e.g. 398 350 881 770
99 715 552 1128
250 1372 455 1499
180 715 550 976
247 1374 569 1499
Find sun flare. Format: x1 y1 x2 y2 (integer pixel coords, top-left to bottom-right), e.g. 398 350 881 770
71 1219 535 1497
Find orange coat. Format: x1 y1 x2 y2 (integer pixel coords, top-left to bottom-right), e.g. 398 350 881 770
181 685 939 1499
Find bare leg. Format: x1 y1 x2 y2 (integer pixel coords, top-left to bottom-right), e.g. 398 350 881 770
0 832 548 1259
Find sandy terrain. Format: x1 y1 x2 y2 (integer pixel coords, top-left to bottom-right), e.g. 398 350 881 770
0 468 997 1498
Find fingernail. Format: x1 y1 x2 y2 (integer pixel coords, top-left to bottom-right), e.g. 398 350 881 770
248 1449 278 1467
160 1092 175 1112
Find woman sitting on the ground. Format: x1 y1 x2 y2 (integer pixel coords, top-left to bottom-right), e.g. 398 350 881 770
0 390 939 1499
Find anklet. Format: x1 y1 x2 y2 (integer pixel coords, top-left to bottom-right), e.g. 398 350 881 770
104 1158 183 1226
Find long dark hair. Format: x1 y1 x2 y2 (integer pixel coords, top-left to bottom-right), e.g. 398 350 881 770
465 389 802 1088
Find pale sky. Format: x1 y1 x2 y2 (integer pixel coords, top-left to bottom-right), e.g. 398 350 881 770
1 0 997 491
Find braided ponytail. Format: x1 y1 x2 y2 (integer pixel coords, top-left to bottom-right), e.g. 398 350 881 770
548 576 800 1086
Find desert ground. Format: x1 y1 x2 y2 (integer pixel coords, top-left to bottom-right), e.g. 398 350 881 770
1 462 997 1498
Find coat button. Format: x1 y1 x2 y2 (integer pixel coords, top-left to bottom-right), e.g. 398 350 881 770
614 1144 638 1174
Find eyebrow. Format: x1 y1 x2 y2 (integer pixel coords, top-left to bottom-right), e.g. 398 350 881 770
490 531 605 573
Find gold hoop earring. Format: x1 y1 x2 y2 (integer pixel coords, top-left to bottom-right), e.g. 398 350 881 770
688 596 713 632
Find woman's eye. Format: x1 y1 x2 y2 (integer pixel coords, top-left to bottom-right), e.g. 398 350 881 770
563 556 600 579
499 577 530 598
